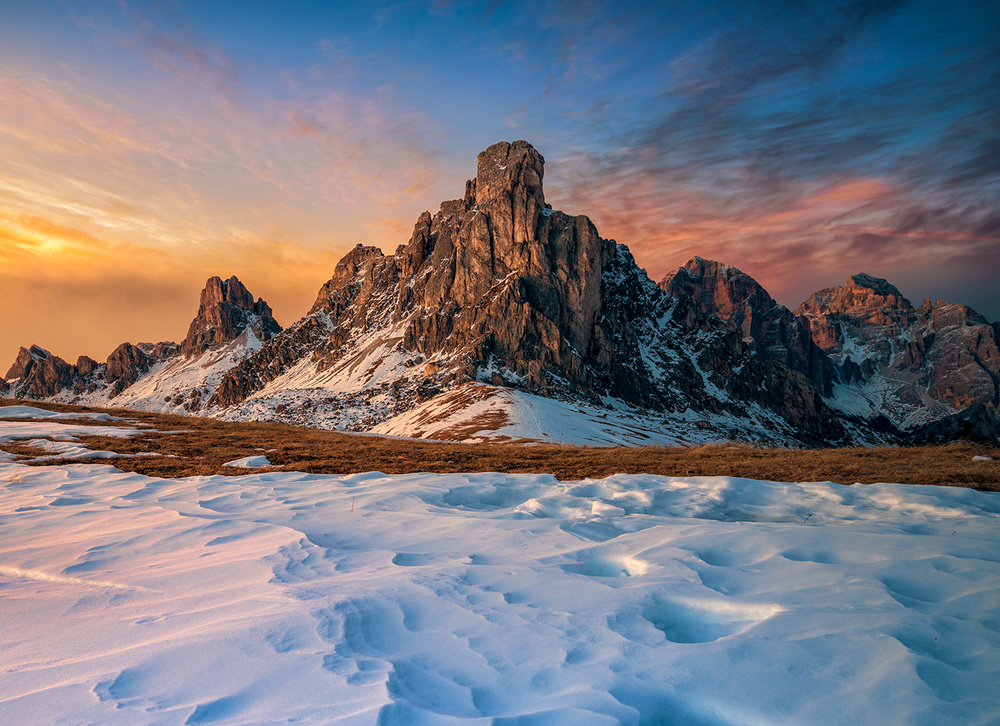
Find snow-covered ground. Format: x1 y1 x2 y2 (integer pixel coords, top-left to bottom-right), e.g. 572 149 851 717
1 412 999 724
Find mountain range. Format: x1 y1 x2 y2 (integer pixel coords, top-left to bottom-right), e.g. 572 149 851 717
4 141 998 445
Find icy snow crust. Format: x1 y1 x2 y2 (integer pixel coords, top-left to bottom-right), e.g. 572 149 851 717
2 421 999 724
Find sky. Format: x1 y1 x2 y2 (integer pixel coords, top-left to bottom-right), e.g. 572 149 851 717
1 0 998 370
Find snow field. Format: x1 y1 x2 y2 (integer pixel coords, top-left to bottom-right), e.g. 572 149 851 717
1 414 999 723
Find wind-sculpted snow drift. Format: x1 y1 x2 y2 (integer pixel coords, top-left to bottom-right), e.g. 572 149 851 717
5 141 998 444
1 410 999 724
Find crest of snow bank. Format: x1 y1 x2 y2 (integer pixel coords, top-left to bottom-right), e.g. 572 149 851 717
223 455 273 468
370 384 797 445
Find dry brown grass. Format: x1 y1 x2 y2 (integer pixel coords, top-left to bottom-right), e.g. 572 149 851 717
2 398 998 489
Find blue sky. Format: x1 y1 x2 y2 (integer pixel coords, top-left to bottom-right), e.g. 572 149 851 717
1 0 997 364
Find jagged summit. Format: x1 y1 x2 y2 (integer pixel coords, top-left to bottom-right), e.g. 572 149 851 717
661 257 775 318
181 275 281 357
471 141 544 203
796 273 917 357
209 140 844 444
660 257 835 396
5 344 51 381
4 274 279 408
847 273 903 297
5 141 995 444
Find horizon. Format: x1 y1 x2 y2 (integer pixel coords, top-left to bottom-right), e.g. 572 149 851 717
2 1 998 369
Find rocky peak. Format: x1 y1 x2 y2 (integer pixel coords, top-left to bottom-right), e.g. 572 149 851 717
798 274 915 328
75 355 99 377
5 344 52 380
848 273 903 296
796 273 917 356
661 256 777 319
105 343 153 397
919 299 990 330
212 140 844 443
3 345 74 399
660 257 834 396
311 245 385 314
471 140 545 209
181 275 281 357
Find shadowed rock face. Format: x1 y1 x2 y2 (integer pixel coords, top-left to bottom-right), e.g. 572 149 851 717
906 300 1000 411
181 275 281 357
212 140 844 443
4 345 74 399
661 257 835 396
105 343 153 397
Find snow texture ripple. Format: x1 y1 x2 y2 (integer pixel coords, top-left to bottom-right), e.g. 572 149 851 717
1 417 998 724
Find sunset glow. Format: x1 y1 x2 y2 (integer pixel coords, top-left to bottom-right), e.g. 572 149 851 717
2 1 997 369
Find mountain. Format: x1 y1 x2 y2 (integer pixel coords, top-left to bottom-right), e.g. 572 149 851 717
797 276 1000 436
205 140 843 445
660 257 835 397
3 275 280 412
659 258 999 440
4 141 996 444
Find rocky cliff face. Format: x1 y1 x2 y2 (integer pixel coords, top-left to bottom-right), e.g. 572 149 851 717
658 260 999 440
797 273 918 381
5 345 75 399
181 275 281 357
661 257 835 396
212 141 844 444
905 300 999 412
795 275 999 435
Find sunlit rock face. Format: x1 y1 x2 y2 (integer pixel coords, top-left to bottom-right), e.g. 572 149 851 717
794 275 1000 437
212 140 844 444
797 273 917 377
4 345 74 399
661 257 835 397
181 275 281 358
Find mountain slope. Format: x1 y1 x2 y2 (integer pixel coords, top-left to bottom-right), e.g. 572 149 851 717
659 260 1000 440
660 256 835 396
797 277 1000 433
4 276 281 413
208 141 844 445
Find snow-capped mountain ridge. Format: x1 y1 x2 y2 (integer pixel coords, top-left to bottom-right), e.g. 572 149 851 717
4 275 281 414
5 141 997 443
201 141 842 444
660 257 999 439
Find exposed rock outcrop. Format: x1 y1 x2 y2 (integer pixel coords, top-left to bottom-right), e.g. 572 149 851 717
798 275 1000 432
797 274 917 379
4 276 277 406
4 345 74 399
105 343 154 397
904 300 1000 412
181 275 281 357
661 257 835 396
